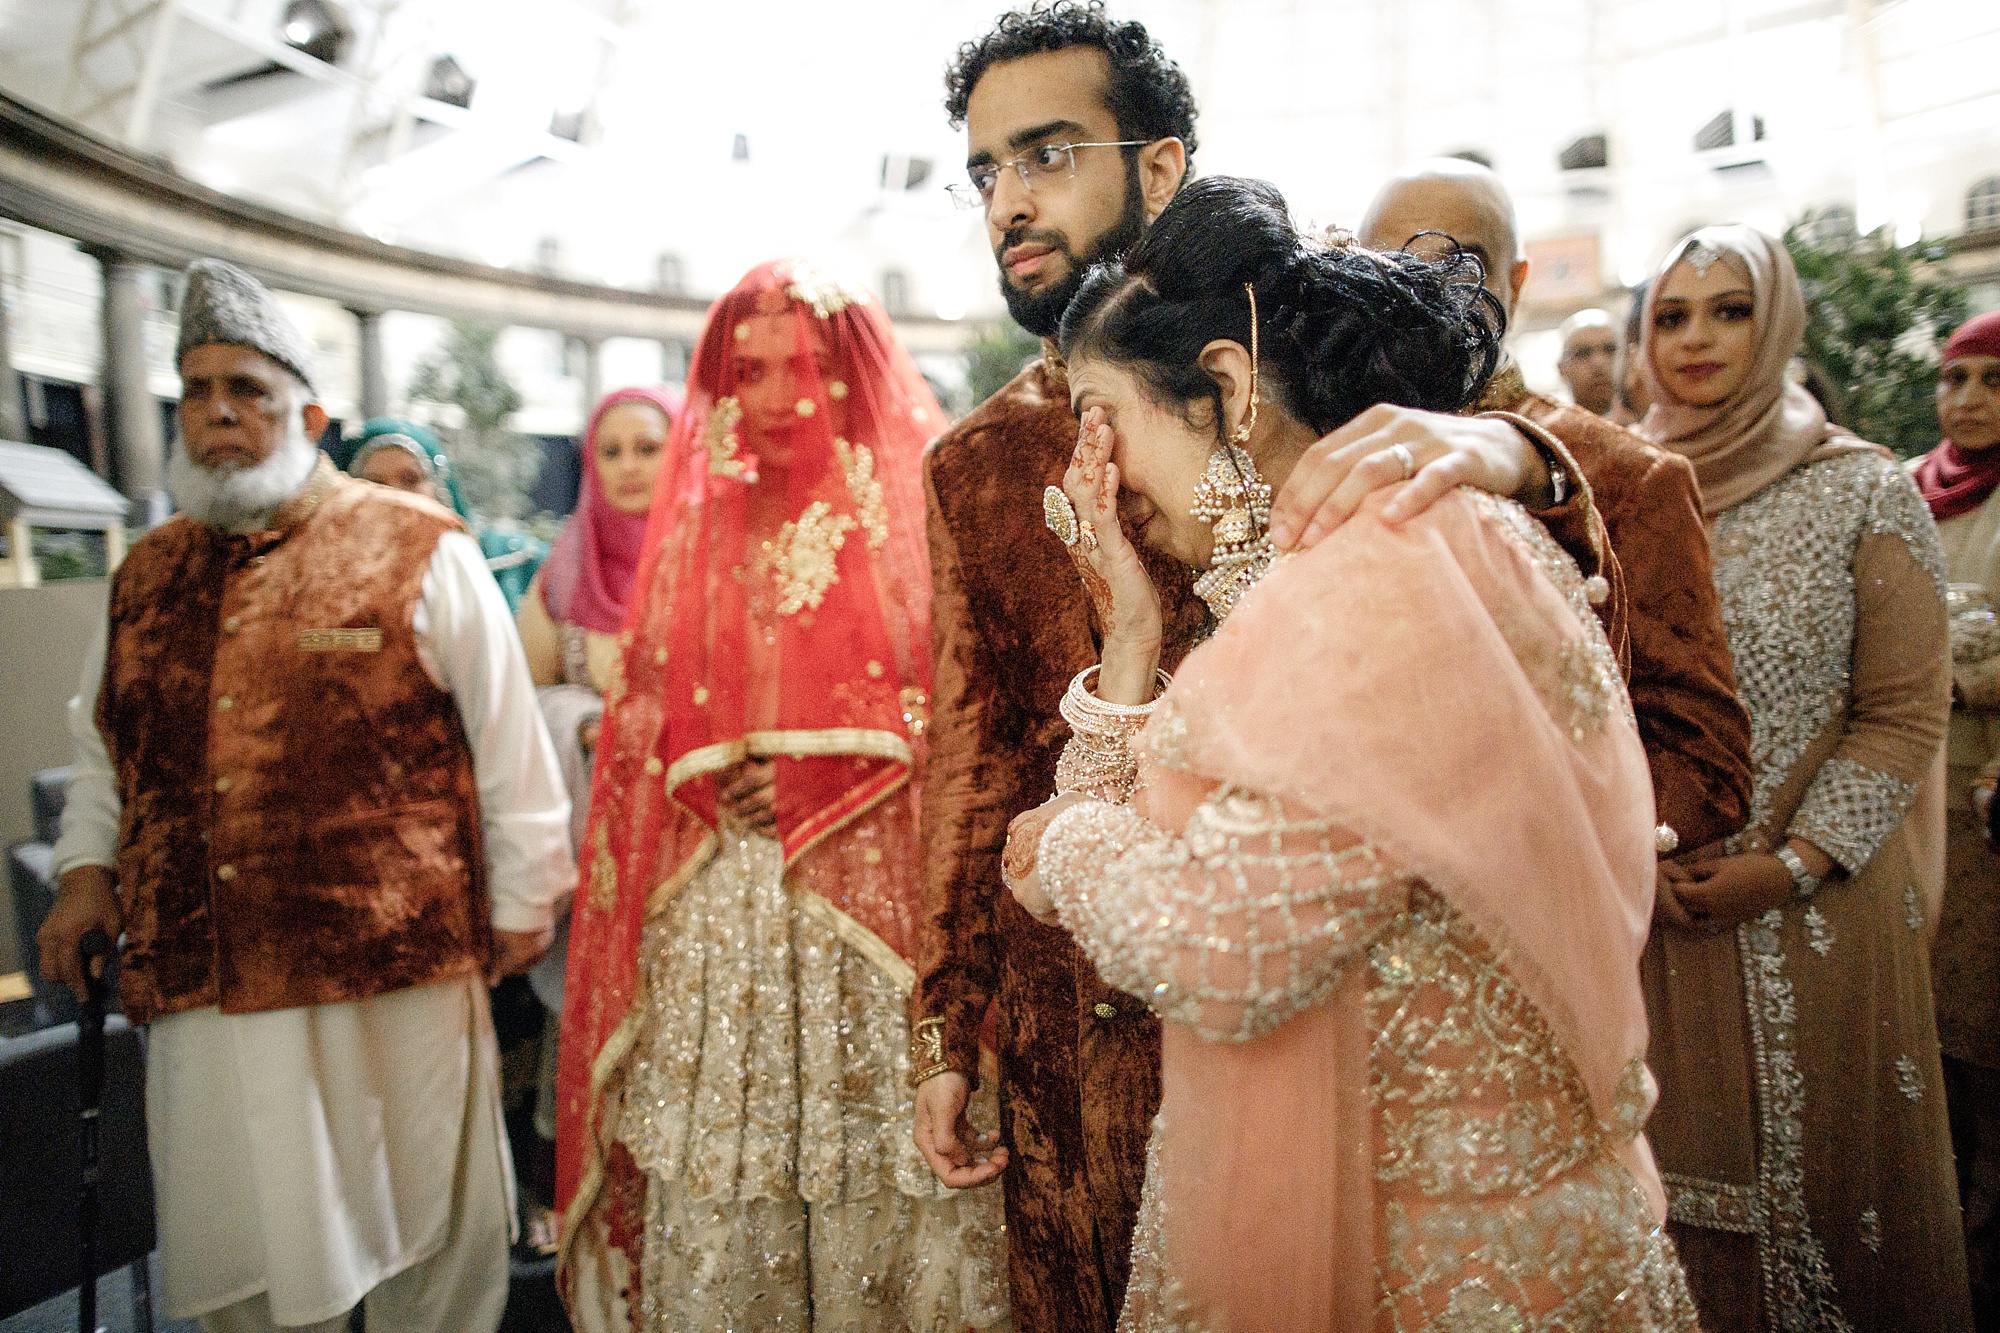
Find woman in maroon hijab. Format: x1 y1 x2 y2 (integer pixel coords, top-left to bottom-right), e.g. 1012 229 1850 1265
1911 310 2000 1319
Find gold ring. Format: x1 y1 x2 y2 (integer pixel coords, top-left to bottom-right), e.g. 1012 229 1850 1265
1388 442 1416 481
1078 518 1099 553
1044 486 1080 547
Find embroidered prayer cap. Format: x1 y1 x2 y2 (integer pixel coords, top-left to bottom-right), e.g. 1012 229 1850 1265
176 259 318 393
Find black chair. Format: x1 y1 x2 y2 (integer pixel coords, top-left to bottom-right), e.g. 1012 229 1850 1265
31 767 70 846
9 767 121 1029
0 1016 157 1324
8 839 72 1027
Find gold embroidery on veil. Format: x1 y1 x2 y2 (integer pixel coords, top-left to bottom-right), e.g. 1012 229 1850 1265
835 439 889 549
756 501 857 614
706 397 749 478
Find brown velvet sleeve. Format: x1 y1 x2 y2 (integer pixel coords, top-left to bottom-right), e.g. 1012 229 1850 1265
1480 413 1600 565
1618 452 1754 853
1788 528 1951 873
910 447 1018 1084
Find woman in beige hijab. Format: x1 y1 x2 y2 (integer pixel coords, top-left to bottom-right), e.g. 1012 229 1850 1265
1636 224 1970 1330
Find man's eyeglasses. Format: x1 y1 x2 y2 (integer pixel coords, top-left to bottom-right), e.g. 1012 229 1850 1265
946 140 1149 211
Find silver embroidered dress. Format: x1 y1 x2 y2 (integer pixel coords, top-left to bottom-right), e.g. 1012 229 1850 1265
1642 451 1971 1331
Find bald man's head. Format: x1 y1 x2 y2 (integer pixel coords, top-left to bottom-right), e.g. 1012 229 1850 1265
1358 158 1528 325
1557 309 1618 415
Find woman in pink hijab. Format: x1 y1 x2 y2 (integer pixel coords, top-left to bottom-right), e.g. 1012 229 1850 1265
520 386 681 696
514 384 680 1252
1635 225 1969 1330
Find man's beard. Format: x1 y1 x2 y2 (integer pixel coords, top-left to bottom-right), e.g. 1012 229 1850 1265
166 421 319 533
997 169 1149 339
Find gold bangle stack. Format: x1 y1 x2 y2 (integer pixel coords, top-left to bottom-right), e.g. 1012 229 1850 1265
1054 665 1170 804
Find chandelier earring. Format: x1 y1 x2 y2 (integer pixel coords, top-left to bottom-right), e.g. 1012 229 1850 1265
1190 283 1277 621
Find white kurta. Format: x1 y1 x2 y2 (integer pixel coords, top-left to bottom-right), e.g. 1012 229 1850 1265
51 529 574 1324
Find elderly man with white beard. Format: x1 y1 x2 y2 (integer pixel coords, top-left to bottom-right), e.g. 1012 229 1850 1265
37 259 571 1333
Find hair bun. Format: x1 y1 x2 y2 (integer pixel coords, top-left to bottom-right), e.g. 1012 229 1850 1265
1059 176 1502 436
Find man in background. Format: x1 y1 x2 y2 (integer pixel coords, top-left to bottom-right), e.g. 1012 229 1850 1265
1612 281 1652 427
1558 306 1620 415
1356 157 1753 859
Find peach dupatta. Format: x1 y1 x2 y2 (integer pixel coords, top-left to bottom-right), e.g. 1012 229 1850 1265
1133 490 1661 1329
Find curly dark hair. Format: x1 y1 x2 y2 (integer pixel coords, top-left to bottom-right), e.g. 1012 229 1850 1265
1058 177 1504 439
944 1 1198 172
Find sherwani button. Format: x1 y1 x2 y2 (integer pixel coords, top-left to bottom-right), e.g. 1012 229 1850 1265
215 864 237 882
1094 1002 1118 1019
223 616 241 633
214 776 233 793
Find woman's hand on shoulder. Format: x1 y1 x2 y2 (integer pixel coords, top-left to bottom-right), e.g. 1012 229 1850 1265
1266 406 1551 550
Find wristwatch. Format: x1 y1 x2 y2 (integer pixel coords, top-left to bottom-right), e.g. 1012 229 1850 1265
1774 844 1822 901
1525 434 1569 507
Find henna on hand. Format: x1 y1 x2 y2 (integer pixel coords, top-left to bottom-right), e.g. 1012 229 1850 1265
1069 542 1117 628
1002 824 1039 886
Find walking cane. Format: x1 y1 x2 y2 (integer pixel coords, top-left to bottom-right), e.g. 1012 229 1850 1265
77 928 111 1333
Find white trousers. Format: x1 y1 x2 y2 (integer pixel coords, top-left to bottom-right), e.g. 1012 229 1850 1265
196 1192 509 1333
155 978 513 1333
191 1021 512 1333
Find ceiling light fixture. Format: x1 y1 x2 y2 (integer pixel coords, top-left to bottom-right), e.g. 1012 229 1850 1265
278 0 351 66
424 55 476 109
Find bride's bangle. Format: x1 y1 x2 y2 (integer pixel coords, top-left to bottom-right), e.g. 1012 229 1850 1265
1054 665 1172 803
1060 665 1170 736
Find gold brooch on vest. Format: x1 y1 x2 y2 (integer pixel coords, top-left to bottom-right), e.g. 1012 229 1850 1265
298 628 383 652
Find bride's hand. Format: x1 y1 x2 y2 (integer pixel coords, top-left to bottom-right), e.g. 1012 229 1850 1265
1002 793 1085 925
1063 408 1162 705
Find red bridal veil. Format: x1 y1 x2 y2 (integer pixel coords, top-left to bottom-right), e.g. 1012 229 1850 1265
554 260 941 1285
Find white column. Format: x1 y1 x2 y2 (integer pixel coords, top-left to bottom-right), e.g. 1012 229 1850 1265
88 247 167 515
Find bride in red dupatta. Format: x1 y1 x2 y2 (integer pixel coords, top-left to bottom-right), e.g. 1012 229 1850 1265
556 261 1010 1330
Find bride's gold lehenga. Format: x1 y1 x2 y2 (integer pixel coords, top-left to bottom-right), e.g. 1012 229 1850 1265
1035 491 1700 1331
616 802 1009 1331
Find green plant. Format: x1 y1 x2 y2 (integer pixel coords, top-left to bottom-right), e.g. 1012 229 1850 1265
406 322 541 518
1785 220 1971 457
965 320 1044 408
32 529 107 581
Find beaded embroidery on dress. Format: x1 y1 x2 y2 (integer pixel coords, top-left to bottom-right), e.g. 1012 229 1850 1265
1034 490 1691 1331
1713 453 1944 869
1655 449 1961 1331
616 819 1009 1331
1053 802 1699 1331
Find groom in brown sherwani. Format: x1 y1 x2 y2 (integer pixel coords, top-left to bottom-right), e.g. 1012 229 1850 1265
910 8 1753 1332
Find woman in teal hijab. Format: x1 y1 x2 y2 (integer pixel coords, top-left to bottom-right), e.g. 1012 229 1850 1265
342 417 546 611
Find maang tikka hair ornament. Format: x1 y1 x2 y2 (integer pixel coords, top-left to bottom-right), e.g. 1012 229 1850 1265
1683 236 1723 278
1189 283 1277 621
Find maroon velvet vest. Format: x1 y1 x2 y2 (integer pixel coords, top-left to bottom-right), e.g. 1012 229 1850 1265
97 465 490 1023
